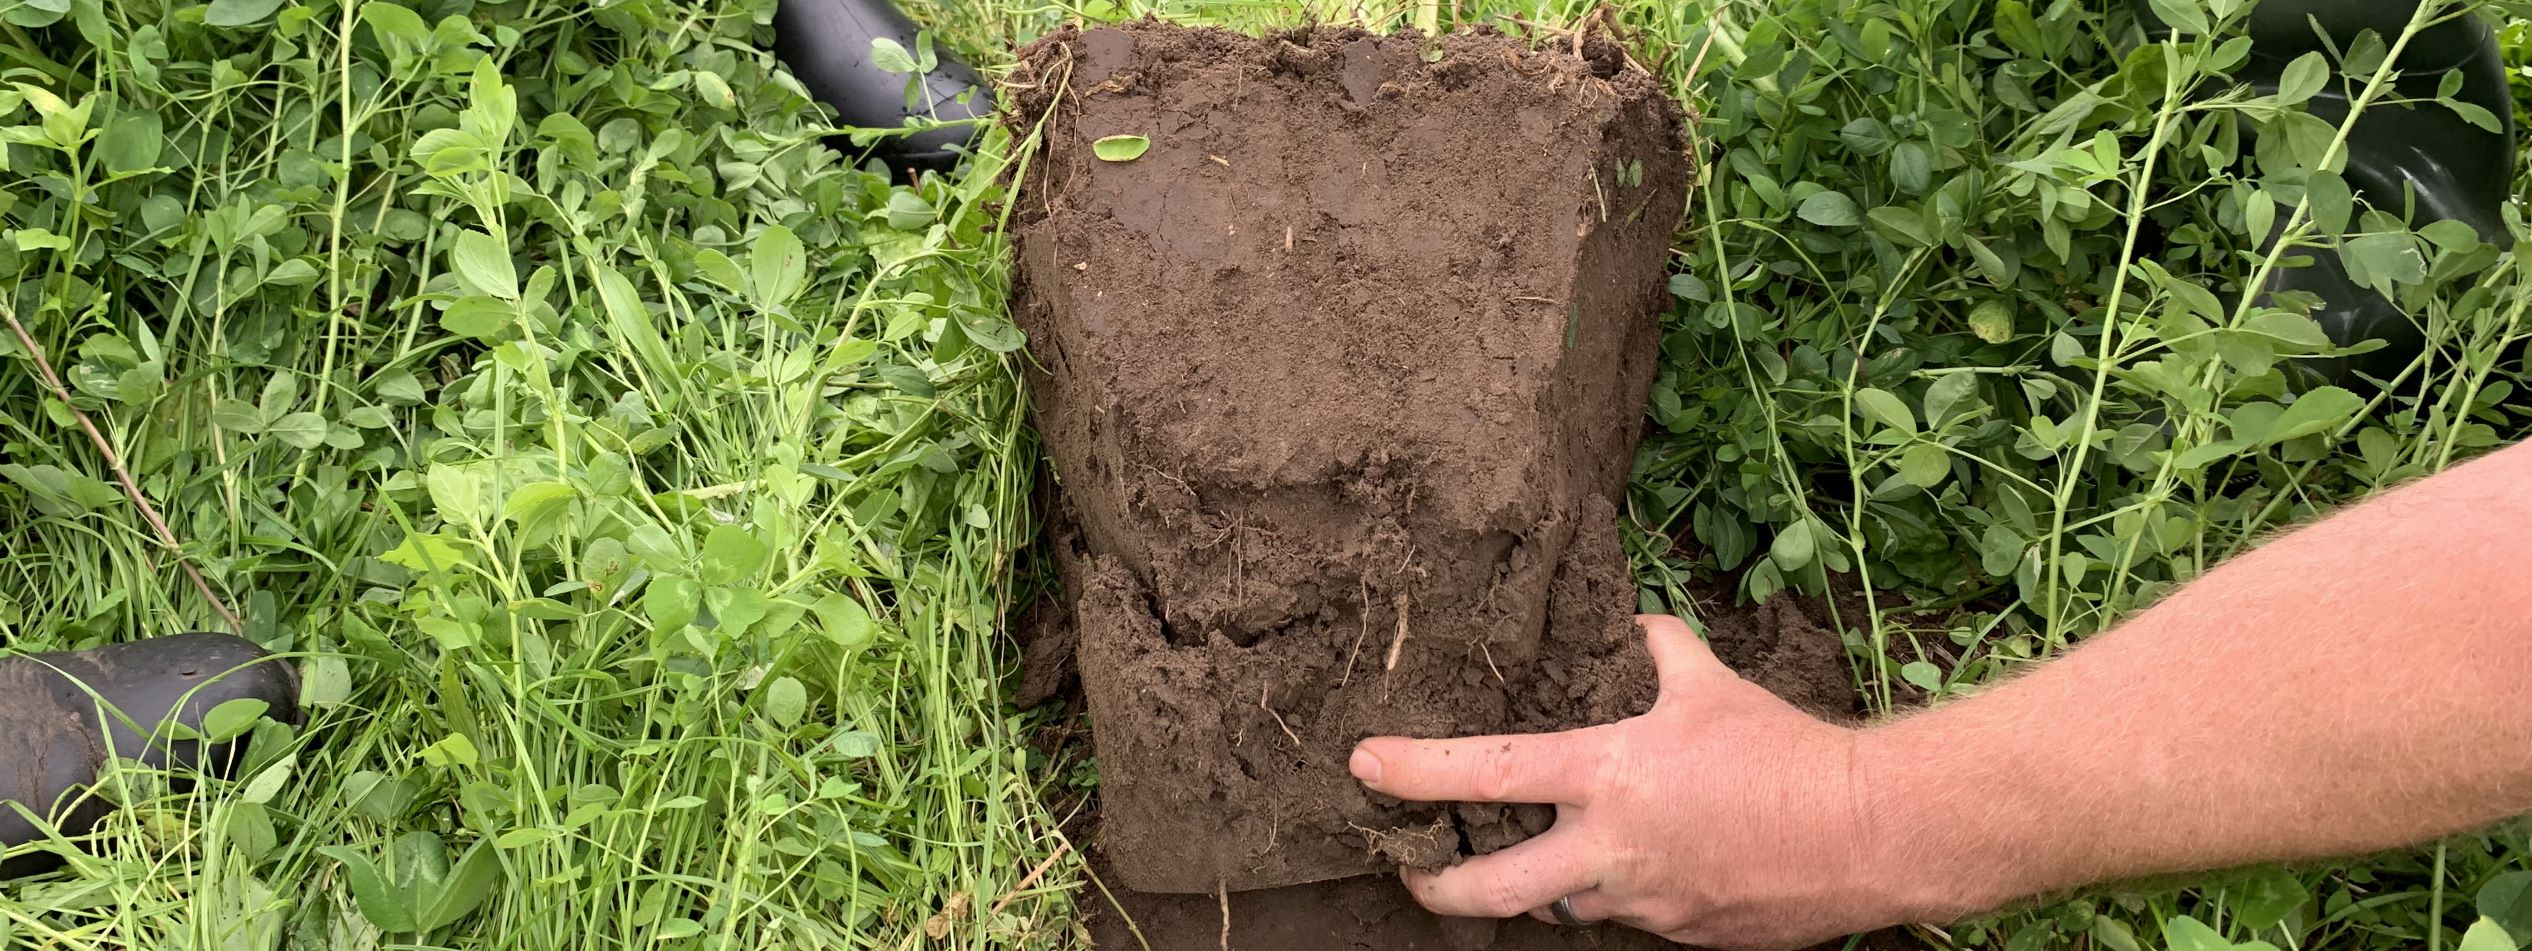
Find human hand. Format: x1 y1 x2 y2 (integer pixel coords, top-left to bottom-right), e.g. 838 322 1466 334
1348 615 1926 950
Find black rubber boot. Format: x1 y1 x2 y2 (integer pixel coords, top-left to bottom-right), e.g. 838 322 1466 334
0 633 298 875
771 0 991 175
2151 0 2515 386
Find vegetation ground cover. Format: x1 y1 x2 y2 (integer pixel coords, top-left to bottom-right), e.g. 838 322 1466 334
0 0 2524 948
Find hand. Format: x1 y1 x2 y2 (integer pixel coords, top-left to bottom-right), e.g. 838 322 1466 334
1348 615 1918 950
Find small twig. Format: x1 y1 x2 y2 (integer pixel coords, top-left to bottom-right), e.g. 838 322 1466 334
986 841 1073 916
1681 6 1722 95
1073 833 1156 951
1260 683 1302 749
1217 879 1231 951
1340 576 1372 687
1 305 240 633
1382 590 1412 672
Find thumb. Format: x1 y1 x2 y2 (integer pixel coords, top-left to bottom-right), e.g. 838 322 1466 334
1638 614 1729 696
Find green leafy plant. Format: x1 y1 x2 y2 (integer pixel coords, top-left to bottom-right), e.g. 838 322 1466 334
0 0 1064 947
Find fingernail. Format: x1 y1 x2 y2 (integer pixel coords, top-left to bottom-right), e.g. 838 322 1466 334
1349 746 1382 784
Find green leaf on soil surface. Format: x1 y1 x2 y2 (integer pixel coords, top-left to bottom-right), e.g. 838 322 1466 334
1769 519 1816 571
1092 135 1150 162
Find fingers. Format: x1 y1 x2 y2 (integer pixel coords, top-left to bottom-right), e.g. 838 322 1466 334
1352 727 1607 805
1525 886 1617 926
1639 613 1729 696
1399 827 1602 919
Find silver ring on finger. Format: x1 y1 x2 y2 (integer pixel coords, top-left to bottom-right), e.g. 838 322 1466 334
1550 896 1587 927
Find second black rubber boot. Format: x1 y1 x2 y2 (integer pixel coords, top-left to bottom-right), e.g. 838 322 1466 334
771 0 992 176
0 633 298 876
2176 0 2517 386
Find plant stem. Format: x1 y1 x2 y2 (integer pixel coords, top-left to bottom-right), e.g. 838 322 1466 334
0 305 242 634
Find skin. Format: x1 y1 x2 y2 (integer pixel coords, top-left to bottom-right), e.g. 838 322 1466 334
1350 437 2532 950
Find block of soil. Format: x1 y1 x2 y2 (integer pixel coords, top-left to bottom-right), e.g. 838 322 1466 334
1008 22 1692 891
1071 592 1867 950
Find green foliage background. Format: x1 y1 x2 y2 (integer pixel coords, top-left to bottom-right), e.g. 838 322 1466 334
0 0 1059 946
0 0 2525 947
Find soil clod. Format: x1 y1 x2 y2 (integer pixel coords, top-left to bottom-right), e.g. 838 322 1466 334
1009 20 1693 894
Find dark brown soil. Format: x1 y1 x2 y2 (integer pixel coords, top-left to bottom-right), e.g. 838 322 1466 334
1069 585 1884 950
1695 587 1871 722
1008 21 1693 894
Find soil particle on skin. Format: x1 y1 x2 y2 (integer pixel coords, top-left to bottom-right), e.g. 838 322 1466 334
1007 20 1692 892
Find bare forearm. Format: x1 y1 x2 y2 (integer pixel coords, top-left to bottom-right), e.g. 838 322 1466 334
1860 440 2532 919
